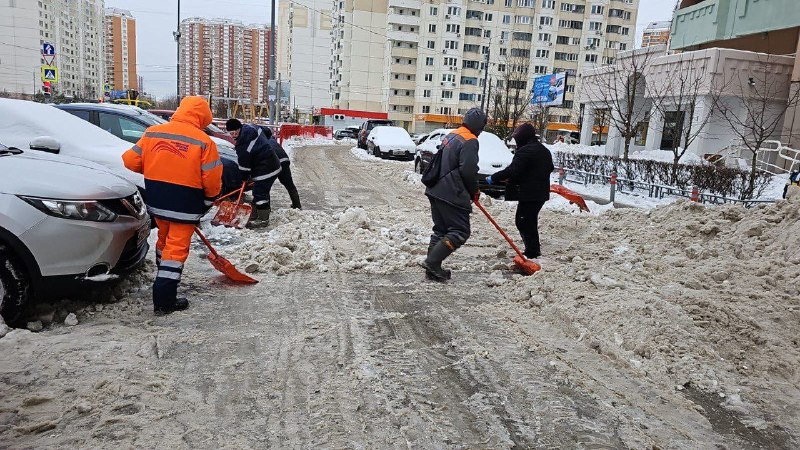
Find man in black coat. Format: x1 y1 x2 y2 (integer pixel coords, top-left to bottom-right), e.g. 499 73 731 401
486 123 554 259
226 119 282 227
420 107 487 281
259 126 302 209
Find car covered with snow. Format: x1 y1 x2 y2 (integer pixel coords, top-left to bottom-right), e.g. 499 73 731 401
357 119 395 149
0 99 144 189
415 129 513 195
0 143 150 323
54 102 241 194
366 126 416 160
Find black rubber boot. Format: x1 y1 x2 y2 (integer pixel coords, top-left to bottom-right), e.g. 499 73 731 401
419 240 454 281
154 298 189 316
248 208 270 228
289 190 302 209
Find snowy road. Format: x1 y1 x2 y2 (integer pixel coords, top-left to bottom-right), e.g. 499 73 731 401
1 144 798 448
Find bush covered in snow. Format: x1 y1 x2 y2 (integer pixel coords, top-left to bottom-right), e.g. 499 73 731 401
553 151 773 200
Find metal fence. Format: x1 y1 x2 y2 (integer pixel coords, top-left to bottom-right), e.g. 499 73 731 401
557 168 778 208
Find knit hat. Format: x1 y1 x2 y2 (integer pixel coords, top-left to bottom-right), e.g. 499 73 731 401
463 108 488 135
225 118 243 132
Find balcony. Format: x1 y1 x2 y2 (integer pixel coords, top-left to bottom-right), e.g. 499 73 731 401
670 0 800 50
390 79 417 90
391 46 418 58
390 63 417 75
388 0 422 9
387 29 419 42
388 13 421 27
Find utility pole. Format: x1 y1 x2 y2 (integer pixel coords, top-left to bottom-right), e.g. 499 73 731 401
480 50 490 111
174 0 181 99
208 57 213 106
269 0 277 124
276 72 282 123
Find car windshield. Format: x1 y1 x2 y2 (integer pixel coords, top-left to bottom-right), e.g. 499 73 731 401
207 123 225 133
136 109 167 125
368 121 393 130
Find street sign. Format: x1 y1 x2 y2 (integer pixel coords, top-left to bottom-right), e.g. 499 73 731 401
42 42 55 56
41 66 58 83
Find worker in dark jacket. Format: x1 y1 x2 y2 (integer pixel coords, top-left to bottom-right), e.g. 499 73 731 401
420 107 486 281
225 119 282 227
259 126 302 209
486 123 554 259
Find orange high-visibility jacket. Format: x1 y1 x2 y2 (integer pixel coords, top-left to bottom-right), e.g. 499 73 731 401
122 96 222 224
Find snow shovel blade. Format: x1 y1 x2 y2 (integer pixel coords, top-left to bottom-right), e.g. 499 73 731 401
207 252 258 284
211 201 253 229
550 184 590 212
513 255 541 275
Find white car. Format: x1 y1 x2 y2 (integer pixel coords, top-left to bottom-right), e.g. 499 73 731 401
414 129 513 194
366 126 416 160
0 143 150 323
0 99 144 189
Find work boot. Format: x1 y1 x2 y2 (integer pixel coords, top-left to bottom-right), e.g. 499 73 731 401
425 268 452 281
248 208 270 229
419 239 455 281
154 298 189 316
289 190 302 209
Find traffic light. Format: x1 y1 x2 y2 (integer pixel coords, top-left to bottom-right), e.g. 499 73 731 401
42 81 52 97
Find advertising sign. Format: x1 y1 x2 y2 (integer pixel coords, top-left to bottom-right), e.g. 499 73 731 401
531 72 567 107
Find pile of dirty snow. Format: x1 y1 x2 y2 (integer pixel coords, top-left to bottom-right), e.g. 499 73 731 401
489 196 800 428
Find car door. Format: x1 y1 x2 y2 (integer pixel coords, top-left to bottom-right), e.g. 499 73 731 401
98 112 147 144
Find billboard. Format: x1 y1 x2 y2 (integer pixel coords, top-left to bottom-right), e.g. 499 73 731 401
531 72 567 107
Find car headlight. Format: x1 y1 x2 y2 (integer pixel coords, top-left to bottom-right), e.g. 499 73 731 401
19 196 118 222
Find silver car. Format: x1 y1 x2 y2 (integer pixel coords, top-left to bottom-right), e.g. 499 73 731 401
0 144 150 323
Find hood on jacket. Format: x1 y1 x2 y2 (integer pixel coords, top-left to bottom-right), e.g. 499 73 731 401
462 108 487 136
512 123 537 148
236 124 260 146
171 96 213 130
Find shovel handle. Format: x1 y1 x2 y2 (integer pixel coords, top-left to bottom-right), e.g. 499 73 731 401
234 181 247 205
194 228 220 258
214 181 252 206
473 198 526 260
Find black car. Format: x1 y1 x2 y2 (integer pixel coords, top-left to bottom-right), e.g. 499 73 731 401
55 103 242 195
334 128 358 140
357 119 394 149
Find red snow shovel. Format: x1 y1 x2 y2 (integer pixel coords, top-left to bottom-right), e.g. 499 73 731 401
211 182 252 229
550 184 590 212
473 198 541 275
194 228 258 284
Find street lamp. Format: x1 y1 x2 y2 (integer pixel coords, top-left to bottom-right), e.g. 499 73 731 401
174 0 181 99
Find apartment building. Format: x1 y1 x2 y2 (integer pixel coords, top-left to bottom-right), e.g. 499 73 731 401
179 18 272 104
104 8 137 92
277 0 333 115
641 20 670 48
331 0 639 132
0 0 104 98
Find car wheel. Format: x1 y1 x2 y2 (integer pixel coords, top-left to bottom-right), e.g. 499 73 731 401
373 146 381 157
0 243 31 324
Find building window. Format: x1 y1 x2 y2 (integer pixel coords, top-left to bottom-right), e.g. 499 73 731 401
429 24 436 33
441 91 453 99
423 89 431 97
428 40 435 49
425 57 434 66
430 7 438 15
422 105 431 113
540 16 553 26
424 74 433 81
541 0 555 8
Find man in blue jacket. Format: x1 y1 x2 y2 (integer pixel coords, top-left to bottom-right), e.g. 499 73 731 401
226 119 282 227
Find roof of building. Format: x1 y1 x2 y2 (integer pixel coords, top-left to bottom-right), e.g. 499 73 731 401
644 21 673 32
105 7 133 18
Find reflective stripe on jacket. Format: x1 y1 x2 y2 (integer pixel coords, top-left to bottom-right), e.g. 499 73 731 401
122 96 223 224
235 124 282 181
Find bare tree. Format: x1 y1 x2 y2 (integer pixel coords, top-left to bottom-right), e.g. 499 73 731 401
157 96 181 110
712 55 800 198
528 101 550 139
488 54 534 140
647 55 715 183
583 48 658 160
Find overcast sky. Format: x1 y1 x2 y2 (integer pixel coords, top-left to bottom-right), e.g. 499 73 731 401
108 0 677 100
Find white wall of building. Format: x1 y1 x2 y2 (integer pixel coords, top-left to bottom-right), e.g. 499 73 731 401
0 1 39 96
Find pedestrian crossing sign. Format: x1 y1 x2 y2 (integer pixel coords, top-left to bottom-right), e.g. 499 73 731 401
41 66 58 83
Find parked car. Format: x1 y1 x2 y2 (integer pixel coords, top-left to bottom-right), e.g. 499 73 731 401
334 126 359 140
366 126 416 160
0 143 150 323
415 129 513 195
413 133 431 146
0 99 143 189
54 102 241 194
357 119 394 149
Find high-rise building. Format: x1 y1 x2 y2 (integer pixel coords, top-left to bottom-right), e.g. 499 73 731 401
277 0 333 116
179 18 272 103
0 0 104 98
641 21 671 48
331 0 639 132
40 0 105 99
104 8 137 92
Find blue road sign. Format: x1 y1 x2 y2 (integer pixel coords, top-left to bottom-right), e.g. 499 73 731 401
42 42 55 56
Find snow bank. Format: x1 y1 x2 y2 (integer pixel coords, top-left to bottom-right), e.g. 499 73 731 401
282 136 340 161
547 142 704 165
495 195 800 404
349 146 413 165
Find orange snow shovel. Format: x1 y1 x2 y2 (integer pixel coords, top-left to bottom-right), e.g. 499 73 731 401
211 182 252 229
194 228 258 284
473 198 541 275
550 184 590 212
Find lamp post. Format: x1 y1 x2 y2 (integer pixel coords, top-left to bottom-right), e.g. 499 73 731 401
174 0 181 99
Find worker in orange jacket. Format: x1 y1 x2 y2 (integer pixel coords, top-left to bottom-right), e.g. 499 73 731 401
122 96 223 315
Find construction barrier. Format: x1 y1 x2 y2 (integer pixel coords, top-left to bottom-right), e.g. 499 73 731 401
278 125 333 145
